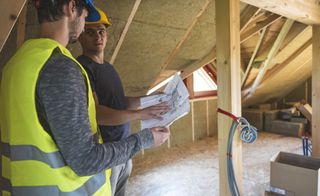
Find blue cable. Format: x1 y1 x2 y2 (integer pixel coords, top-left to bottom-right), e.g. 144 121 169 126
227 117 258 196
302 137 312 156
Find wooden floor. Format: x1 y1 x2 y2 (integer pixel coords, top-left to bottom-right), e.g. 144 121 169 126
126 132 301 196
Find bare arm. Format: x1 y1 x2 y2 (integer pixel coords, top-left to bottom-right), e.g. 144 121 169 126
93 93 169 126
125 96 141 110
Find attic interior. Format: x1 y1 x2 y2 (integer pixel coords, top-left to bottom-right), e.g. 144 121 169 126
1 0 320 195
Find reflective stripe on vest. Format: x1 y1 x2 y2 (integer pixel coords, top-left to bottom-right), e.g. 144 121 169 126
1 172 106 196
1 142 65 168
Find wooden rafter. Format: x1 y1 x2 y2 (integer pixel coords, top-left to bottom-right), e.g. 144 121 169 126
241 27 267 88
109 0 142 64
180 11 279 80
0 0 27 52
240 0 320 25
16 4 27 49
180 48 216 79
149 0 212 89
248 19 294 96
262 38 312 84
240 13 281 43
240 5 261 33
160 0 211 70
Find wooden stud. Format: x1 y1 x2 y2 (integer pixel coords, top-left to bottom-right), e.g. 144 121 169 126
305 81 308 102
206 100 210 136
109 0 142 64
191 102 195 141
216 0 242 195
249 19 294 96
0 0 27 52
312 25 320 156
240 0 320 25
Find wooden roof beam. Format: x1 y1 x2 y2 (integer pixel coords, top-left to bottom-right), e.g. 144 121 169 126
241 27 267 88
248 19 294 96
181 48 215 79
180 13 280 80
0 0 27 52
240 5 261 33
149 0 212 89
109 0 142 64
240 13 282 43
240 0 320 25
262 38 312 84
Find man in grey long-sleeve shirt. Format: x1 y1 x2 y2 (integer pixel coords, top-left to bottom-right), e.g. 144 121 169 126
0 0 170 195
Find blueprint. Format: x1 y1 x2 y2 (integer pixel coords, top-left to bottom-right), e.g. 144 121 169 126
141 74 190 129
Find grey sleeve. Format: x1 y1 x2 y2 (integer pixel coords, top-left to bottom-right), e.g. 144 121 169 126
37 53 154 176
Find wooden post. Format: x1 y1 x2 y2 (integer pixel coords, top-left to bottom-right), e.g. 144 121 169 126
216 0 242 195
312 25 320 156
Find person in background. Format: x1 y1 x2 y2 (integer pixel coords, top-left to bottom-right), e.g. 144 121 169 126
77 7 170 196
0 0 170 195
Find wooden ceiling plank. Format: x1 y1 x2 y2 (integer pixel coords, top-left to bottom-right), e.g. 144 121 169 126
240 0 320 25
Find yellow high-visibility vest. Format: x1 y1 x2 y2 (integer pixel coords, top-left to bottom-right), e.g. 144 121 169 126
0 38 111 196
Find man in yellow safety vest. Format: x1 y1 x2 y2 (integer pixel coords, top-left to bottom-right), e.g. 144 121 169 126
0 0 170 195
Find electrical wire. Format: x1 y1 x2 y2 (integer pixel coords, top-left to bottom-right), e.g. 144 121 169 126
218 108 258 196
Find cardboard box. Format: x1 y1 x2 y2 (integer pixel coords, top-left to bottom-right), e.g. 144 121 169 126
264 110 279 132
270 120 304 137
296 103 312 122
270 152 320 196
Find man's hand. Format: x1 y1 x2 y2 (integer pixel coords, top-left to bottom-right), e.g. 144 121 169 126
150 127 170 147
138 102 170 120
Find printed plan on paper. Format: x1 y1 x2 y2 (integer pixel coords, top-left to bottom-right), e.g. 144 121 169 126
140 74 190 129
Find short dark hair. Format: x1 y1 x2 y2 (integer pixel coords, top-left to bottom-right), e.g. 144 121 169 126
36 0 88 23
